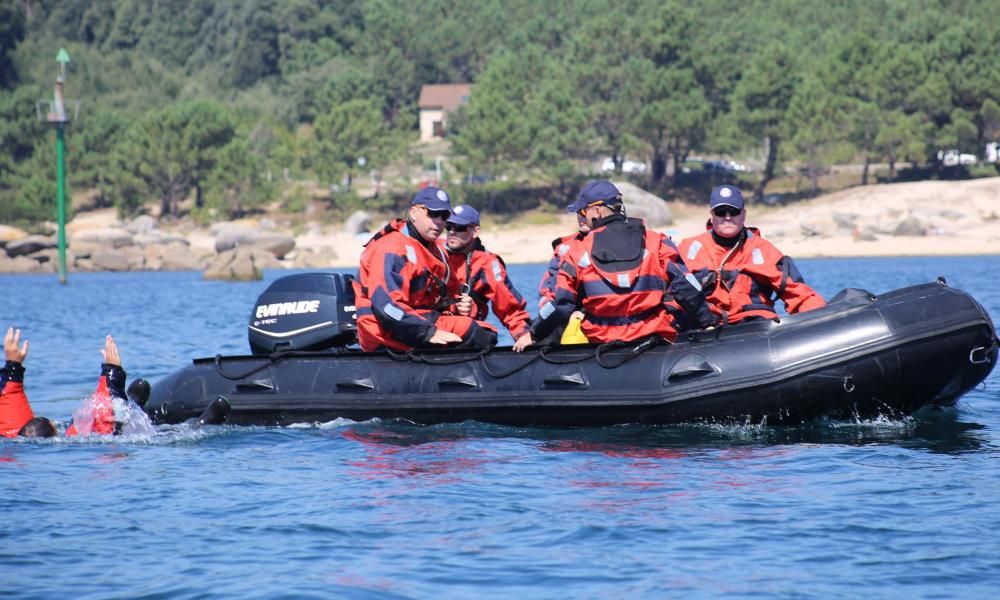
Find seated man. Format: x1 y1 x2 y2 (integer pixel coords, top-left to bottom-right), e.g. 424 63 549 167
353 187 496 352
443 205 533 352
678 185 825 324
530 180 717 344
535 204 592 344
0 328 125 438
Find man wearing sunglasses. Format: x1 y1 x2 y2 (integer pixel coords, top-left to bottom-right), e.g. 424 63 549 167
678 185 825 325
529 180 717 344
442 205 533 352
354 187 497 352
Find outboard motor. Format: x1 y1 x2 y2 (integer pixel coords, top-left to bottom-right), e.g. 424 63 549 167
248 273 357 354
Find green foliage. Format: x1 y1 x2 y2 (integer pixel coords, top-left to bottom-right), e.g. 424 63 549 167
112 100 238 217
313 97 393 192
0 0 25 88
1 0 999 225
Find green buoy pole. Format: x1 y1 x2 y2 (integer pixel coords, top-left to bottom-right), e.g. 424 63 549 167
56 121 67 284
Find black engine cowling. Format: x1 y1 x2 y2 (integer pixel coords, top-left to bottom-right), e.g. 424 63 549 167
248 273 357 354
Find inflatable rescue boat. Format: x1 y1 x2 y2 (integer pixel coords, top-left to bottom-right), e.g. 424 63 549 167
142 274 997 427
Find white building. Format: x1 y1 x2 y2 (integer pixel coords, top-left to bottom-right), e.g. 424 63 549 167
417 84 472 142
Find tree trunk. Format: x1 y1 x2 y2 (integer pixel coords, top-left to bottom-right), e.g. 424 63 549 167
651 152 666 184
195 184 204 209
753 135 779 204
861 155 870 186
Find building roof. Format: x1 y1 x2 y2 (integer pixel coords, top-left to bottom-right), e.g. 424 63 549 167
418 84 473 111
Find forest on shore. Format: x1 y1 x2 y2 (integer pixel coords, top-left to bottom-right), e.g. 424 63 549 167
1 0 999 226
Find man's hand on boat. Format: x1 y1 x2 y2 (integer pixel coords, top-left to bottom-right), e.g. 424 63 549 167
428 329 463 345
512 333 533 353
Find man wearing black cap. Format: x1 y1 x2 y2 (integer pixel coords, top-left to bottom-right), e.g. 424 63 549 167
354 187 496 352
443 205 533 352
678 185 825 325
530 180 717 344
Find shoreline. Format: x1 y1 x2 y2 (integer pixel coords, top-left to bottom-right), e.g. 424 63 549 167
2 177 999 274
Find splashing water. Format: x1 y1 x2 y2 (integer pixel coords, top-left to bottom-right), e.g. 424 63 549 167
69 393 156 436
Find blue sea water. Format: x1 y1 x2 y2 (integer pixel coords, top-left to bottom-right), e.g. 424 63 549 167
2 256 999 599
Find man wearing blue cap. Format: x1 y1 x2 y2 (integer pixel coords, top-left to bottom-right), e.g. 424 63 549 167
443 205 533 352
530 180 717 344
353 187 497 352
678 185 825 324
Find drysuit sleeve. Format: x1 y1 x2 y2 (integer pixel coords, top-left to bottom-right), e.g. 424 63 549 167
530 255 579 340
365 243 439 346
0 360 34 438
661 237 718 329
537 241 565 306
482 257 531 339
773 256 826 313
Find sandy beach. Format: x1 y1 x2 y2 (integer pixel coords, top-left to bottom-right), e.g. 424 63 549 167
307 177 1000 267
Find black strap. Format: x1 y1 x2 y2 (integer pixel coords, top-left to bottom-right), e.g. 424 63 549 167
772 258 790 303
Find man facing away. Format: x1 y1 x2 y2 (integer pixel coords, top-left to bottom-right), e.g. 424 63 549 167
678 184 825 325
530 180 717 344
353 187 497 352
443 205 534 352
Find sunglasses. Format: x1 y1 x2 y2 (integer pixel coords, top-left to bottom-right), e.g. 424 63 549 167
712 206 742 218
446 223 471 233
419 206 451 220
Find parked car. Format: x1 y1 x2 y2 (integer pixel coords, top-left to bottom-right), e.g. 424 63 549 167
986 142 999 164
937 149 976 167
601 157 647 174
703 159 750 174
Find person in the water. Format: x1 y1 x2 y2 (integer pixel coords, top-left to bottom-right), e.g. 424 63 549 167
0 327 56 437
1 327 127 437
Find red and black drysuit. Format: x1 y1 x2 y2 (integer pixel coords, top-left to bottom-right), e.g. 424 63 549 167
678 226 826 325
537 232 586 316
530 214 717 344
444 238 531 341
1 359 126 437
354 219 495 352
0 360 33 437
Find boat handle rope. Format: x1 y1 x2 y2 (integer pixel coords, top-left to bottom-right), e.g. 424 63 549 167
214 353 282 381
213 349 347 380
969 346 991 365
480 351 542 378
385 346 492 365
594 336 662 368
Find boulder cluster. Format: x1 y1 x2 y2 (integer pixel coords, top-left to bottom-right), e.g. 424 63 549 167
0 216 340 281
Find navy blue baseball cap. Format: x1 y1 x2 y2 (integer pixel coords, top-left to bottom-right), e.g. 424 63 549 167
447 205 480 226
411 186 452 212
567 180 622 213
709 185 744 210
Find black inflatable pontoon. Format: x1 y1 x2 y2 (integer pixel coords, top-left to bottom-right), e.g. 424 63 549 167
144 276 997 427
